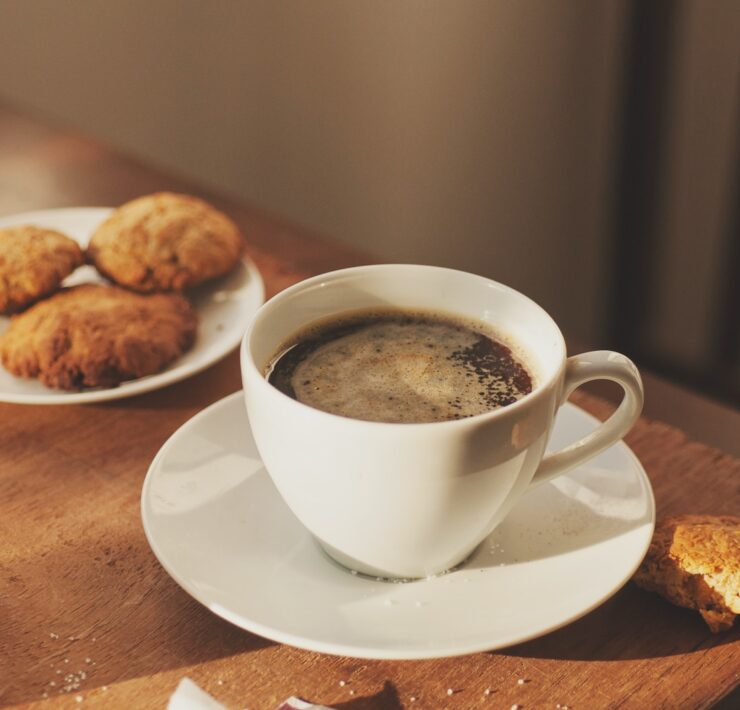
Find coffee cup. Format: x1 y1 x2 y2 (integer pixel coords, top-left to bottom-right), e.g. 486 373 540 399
240 265 643 579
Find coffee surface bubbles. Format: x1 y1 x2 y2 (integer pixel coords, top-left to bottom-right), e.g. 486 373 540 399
266 309 533 423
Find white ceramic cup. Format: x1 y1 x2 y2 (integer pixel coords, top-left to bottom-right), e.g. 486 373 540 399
241 265 643 579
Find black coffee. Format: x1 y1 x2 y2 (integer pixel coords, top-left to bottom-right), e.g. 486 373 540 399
266 309 533 423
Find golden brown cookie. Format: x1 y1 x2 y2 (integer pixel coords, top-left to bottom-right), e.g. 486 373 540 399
87 192 244 292
633 514 740 632
0 226 84 313
0 284 197 390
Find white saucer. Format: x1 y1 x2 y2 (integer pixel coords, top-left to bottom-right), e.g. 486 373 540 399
0 208 264 404
141 392 655 659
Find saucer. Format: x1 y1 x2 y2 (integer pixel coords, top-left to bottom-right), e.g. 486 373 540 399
0 208 264 404
141 392 655 659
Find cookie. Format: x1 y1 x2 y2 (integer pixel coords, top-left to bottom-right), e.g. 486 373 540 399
87 192 243 292
0 284 197 390
633 514 740 632
0 226 84 313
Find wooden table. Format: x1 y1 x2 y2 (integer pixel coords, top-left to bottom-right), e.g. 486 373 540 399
1 104 738 710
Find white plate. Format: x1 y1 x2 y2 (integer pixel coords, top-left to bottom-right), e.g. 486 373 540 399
141 392 655 659
0 208 264 404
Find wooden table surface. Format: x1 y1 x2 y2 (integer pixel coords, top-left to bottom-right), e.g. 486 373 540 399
1 103 738 710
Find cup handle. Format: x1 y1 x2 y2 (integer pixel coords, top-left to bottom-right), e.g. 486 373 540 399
529 350 644 489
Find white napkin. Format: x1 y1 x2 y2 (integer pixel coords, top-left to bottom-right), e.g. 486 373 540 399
167 678 332 710
275 700 332 710
168 679 227 710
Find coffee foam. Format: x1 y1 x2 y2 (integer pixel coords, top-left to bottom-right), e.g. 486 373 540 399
269 309 534 424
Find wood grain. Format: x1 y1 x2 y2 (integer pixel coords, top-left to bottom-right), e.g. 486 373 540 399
0 103 738 710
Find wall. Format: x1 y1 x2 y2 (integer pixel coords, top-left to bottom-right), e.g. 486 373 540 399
646 0 740 372
0 1 627 342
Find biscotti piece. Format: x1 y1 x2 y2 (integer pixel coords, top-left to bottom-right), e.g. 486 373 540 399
634 514 740 632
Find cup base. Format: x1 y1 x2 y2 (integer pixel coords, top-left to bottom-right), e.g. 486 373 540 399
315 537 478 581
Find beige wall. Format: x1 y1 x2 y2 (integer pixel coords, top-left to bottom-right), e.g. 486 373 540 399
646 0 740 370
0 1 627 341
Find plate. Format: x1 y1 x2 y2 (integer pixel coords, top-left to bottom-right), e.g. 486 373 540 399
141 392 655 659
0 208 264 404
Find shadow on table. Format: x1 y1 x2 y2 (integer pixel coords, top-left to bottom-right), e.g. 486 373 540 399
3 528 274 707
334 681 403 710
501 585 740 661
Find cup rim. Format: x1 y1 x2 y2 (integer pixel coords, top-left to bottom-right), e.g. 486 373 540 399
241 264 567 429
